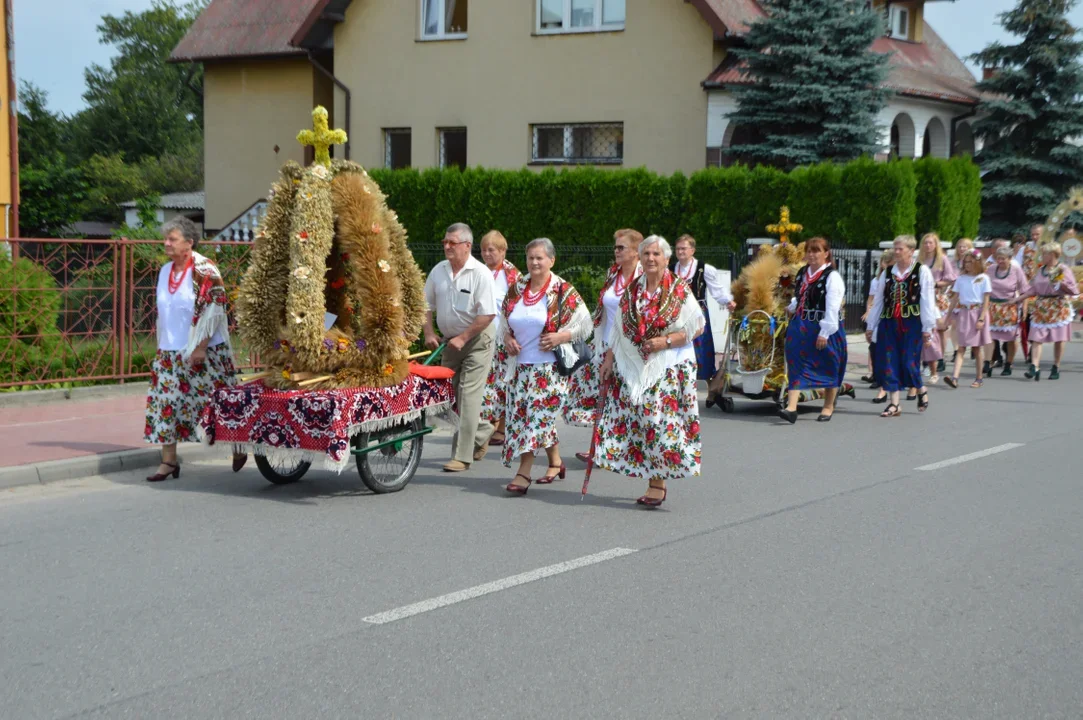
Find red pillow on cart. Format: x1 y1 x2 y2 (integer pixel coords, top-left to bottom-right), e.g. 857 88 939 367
408 362 455 380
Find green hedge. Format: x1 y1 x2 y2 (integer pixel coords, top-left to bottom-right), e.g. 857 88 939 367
371 157 979 251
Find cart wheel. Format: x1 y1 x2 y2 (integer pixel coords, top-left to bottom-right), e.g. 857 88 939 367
720 397 735 414
355 417 424 494
254 454 311 485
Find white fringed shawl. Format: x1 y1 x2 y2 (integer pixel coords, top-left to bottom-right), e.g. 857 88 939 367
611 292 704 405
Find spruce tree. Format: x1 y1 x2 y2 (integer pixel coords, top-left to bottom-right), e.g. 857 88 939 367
725 0 890 168
971 0 1083 237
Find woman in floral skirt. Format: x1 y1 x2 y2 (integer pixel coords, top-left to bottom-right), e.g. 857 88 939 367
596 235 705 508
1022 242 1079 381
564 228 642 461
865 235 938 417
502 238 592 494
478 230 520 449
780 237 847 423
144 217 245 481
986 244 1030 376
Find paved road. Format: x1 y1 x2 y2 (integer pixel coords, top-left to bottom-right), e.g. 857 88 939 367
3 350 1082 719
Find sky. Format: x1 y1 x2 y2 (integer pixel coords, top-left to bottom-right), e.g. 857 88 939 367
13 0 1083 116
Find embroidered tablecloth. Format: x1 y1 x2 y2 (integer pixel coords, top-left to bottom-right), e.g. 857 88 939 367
200 376 456 471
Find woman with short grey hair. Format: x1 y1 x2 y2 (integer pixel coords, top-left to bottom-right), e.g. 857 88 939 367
594 235 705 508
502 238 592 494
144 216 246 480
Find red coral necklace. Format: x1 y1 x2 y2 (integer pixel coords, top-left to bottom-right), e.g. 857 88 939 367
168 256 193 295
522 275 551 306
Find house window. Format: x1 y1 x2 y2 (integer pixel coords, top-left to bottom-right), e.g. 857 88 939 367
439 128 467 169
537 0 625 34
531 123 623 164
888 5 910 40
384 128 412 169
421 0 467 39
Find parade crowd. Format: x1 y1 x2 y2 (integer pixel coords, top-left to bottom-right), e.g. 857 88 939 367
141 218 1080 508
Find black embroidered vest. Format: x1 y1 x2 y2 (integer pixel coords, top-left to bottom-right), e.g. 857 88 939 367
669 259 707 301
881 265 922 320
796 265 835 321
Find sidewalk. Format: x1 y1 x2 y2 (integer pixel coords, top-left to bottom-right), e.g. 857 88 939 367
0 385 174 489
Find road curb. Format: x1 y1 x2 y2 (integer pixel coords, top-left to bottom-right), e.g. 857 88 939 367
0 445 217 490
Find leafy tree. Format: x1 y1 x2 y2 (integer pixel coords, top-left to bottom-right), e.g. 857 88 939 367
726 0 891 168
18 157 88 237
81 154 149 222
971 0 1083 236
68 0 207 163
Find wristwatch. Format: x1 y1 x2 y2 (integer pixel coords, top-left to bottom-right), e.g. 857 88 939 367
665 336 672 348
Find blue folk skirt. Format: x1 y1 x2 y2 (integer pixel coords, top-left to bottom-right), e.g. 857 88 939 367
873 315 924 392
784 317 848 390
692 301 717 381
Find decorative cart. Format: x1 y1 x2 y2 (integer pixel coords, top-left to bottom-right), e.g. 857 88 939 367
200 346 455 492
710 312 854 413
200 107 459 492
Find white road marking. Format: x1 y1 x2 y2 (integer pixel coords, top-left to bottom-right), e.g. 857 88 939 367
362 547 638 625
916 443 1024 472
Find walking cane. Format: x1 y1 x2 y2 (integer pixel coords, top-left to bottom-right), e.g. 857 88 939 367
581 376 612 500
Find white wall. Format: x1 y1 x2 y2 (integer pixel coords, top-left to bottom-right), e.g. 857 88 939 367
707 89 977 159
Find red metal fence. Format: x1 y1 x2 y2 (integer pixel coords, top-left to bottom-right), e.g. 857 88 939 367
0 238 256 389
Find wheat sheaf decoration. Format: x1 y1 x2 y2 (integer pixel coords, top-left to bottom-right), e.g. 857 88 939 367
1040 186 1083 246
235 111 427 390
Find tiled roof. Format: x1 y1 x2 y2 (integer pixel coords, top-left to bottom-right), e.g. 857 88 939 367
170 0 323 62
689 0 766 36
704 19 979 106
121 191 206 210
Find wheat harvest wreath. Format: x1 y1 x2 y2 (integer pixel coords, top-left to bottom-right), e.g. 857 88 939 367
235 107 428 391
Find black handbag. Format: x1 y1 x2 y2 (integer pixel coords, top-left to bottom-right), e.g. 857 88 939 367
552 281 592 377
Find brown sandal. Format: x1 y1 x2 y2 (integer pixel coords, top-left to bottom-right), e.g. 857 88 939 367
506 473 532 495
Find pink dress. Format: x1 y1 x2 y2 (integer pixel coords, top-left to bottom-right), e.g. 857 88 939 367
1026 264 1080 343
924 256 958 317
987 263 1029 342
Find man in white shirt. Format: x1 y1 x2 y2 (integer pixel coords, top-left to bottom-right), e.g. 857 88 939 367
424 223 498 472
671 234 737 385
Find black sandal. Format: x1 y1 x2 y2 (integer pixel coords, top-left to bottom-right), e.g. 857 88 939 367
944 376 958 389
872 394 888 404
880 403 900 418
917 392 929 412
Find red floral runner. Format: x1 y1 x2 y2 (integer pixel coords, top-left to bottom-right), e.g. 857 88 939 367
200 376 456 471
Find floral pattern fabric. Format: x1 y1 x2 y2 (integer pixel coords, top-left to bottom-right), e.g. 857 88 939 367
481 339 510 424
592 359 701 483
502 363 567 467
145 344 237 445
564 354 603 426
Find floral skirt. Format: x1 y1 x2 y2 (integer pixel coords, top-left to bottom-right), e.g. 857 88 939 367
563 351 602 427
593 360 701 483
480 339 509 425
989 300 1021 342
1029 297 1073 343
502 363 568 467
784 318 847 389
145 344 237 445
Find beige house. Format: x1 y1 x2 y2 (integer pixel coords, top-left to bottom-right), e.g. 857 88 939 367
172 0 979 238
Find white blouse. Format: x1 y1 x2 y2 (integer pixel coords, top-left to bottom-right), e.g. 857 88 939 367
865 260 938 341
507 298 554 365
156 262 225 352
785 268 845 338
673 259 733 305
600 284 622 349
952 273 992 306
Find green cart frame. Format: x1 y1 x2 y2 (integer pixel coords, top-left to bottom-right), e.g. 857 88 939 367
254 344 447 493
